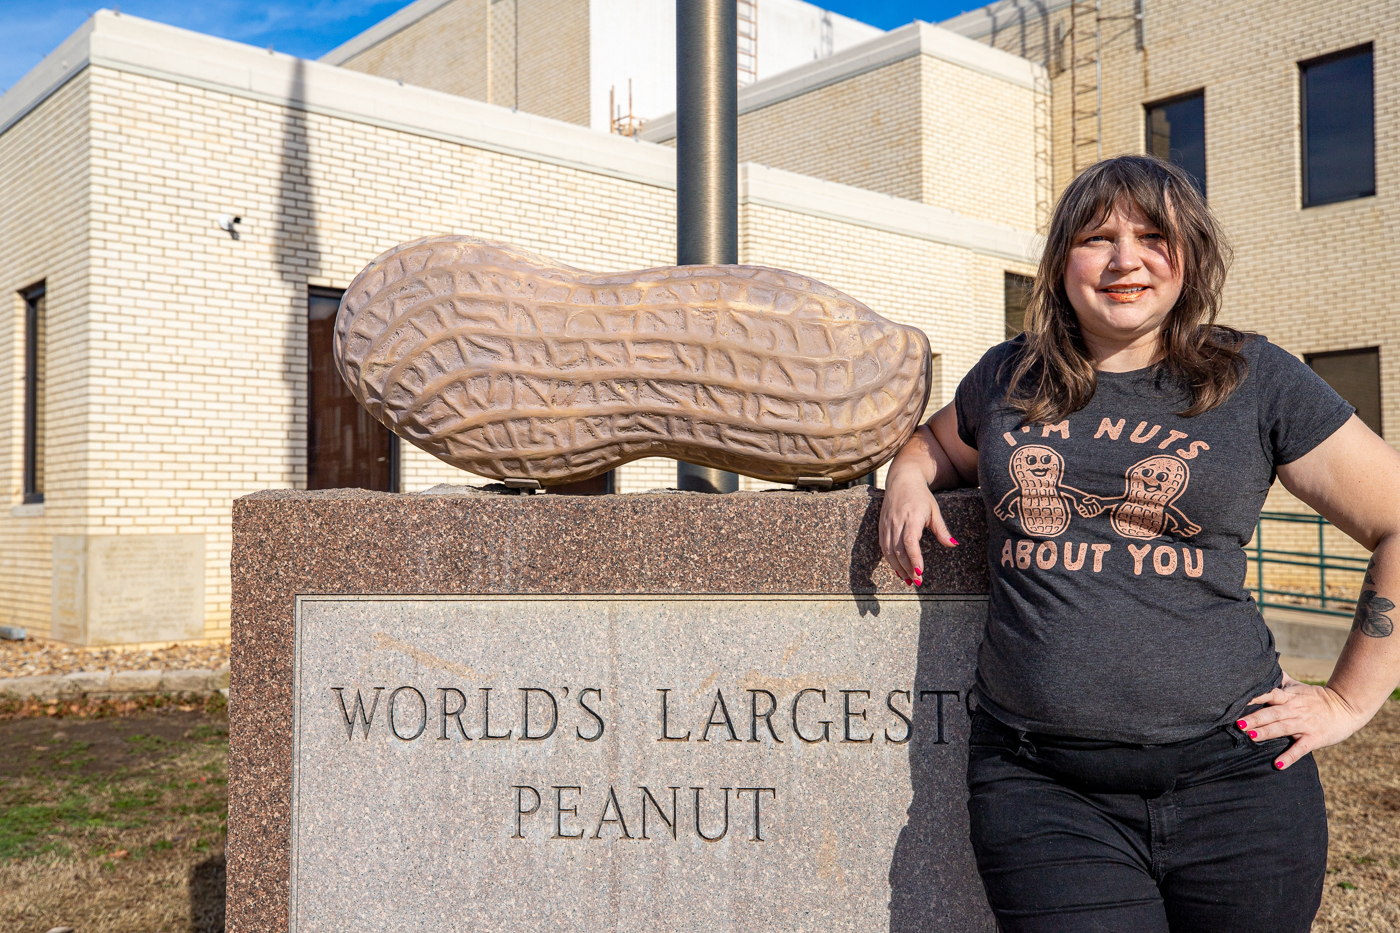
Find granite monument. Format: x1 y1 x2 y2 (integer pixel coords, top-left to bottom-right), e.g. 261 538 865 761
228 486 996 932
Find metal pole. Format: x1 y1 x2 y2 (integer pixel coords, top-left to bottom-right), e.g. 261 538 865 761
675 0 740 494
1318 516 1327 609
1255 519 1265 608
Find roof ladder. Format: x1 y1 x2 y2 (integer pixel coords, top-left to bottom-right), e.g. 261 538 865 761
737 0 759 87
1067 0 1103 175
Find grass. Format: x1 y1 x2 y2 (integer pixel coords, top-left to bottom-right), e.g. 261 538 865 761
0 693 228 933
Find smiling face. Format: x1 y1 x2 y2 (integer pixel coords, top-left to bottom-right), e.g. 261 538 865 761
1009 446 1064 491
1063 201 1185 361
1126 455 1189 504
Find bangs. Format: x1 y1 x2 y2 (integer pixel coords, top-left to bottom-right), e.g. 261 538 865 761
1058 160 1187 253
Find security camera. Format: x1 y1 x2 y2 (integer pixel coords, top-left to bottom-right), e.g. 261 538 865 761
217 214 243 239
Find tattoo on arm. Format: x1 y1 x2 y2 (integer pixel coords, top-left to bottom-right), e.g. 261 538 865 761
1353 559 1395 638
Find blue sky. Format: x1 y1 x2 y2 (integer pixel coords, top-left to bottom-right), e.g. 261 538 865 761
0 1 982 95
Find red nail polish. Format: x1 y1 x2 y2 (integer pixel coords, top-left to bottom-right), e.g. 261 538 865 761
1236 720 1247 729
904 579 912 585
949 537 959 545
1275 761 1284 770
914 568 923 577
1248 730 1257 739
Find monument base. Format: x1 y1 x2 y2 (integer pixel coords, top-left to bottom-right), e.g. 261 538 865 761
229 486 993 933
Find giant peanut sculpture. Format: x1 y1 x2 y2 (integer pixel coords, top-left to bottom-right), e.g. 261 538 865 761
334 236 932 486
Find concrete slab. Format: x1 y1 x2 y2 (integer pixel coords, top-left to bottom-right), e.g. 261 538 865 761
0 675 61 697
108 669 164 692
1265 606 1351 660
160 669 214 692
61 670 111 693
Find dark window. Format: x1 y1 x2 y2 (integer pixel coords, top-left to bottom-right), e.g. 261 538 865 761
1300 45 1375 207
307 287 398 491
545 472 617 495
1145 91 1206 196
21 282 45 504
1005 272 1034 339
1306 347 1381 436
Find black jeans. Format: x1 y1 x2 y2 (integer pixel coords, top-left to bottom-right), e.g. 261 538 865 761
966 709 1328 933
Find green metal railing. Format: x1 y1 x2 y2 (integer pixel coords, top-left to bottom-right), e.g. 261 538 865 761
1251 511 1367 618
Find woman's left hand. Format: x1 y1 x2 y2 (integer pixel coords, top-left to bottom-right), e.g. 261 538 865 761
1240 674 1369 770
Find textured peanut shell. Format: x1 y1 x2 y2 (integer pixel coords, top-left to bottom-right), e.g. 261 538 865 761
334 236 932 485
1009 446 1069 536
1112 456 1189 539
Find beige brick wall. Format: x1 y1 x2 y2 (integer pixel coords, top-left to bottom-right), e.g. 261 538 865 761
340 0 490 102
516 0 590 126
486 0 516 107
341 0 589 125
920 55 1043 231
732 53 1044 229
0 73 92 640
15 64 678 640
736 57 924 203
0 47 1032 640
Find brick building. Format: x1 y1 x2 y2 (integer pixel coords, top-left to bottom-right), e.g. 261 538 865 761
4 0 1387 647
0 10 1040 644
321 0 883 132
943 0 1397 451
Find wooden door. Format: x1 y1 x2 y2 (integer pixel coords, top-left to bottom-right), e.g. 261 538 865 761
308 288 396 490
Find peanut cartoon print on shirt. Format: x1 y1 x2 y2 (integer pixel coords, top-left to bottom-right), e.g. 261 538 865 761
1080 454 1201 540
994 445 1094 537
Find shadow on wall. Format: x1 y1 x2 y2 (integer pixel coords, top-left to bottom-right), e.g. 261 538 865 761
973 0 1056 66
189 851 227 933
276 57 322 487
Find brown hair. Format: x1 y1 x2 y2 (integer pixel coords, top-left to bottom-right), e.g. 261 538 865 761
1006 155 1247 423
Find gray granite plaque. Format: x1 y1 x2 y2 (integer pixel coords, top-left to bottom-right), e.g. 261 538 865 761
290 594 994 932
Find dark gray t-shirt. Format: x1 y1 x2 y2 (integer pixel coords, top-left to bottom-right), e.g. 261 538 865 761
954 334 1353 743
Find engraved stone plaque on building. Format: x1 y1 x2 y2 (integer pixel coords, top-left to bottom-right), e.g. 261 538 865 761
51 534 205 645
289 594 991 932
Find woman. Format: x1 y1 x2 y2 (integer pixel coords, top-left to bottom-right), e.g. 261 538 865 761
879 155 1400 932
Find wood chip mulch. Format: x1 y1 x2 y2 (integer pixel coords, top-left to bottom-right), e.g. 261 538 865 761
0 692 226 723
0 640 229 679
